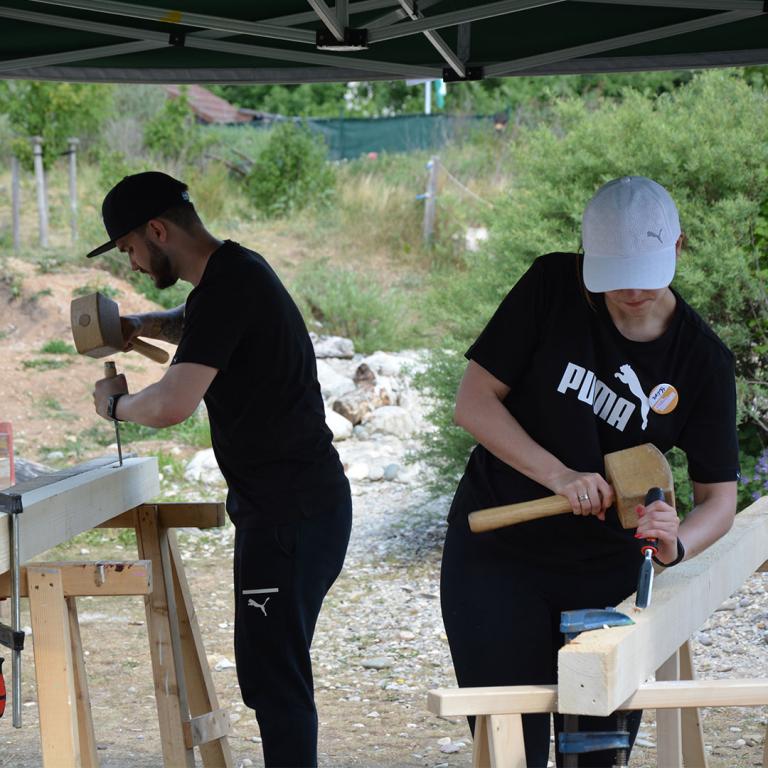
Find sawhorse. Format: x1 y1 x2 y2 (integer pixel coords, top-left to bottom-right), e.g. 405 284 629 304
428 640 768 768
0 501 233 768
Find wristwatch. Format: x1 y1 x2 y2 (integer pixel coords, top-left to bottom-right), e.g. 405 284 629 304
106 393 124 421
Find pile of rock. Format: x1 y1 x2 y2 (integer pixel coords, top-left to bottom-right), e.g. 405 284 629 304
185 335 432 489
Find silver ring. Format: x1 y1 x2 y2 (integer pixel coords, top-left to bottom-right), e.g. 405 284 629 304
578 493 590 502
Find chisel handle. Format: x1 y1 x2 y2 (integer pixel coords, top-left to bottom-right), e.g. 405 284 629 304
468 495 573 533
131 337 169 364
640 486 664 555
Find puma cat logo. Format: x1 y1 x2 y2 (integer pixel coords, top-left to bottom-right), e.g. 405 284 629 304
248 597 270 616
647 228 663 244
615 364 650 431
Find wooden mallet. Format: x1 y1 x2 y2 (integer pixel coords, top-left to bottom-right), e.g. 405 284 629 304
468 443 674 533
70 292 169 364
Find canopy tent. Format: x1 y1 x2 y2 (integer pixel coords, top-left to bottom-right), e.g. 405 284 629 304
0 1 766 85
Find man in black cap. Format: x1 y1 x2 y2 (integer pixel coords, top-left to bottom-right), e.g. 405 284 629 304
91 171 352 768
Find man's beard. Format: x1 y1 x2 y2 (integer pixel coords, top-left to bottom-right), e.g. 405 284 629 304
145 238 178 289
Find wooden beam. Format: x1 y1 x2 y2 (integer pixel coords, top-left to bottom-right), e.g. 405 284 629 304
0 457 159 575
67 597 99 768
169 532 233 765
183 708 231 748
488 714 525 768
656 650 683 768
101 502 226 530
473 716 491 768
136 507 195 767
28 566 81 768
679 640 708 768
428 679 768 717
0 561 152 598
558 496 768 716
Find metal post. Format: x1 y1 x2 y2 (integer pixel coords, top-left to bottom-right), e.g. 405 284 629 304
422 155 439 246
9 504 22 728
30 136 48 248
67 137 79 243
424 79 432 115
10 156 20 252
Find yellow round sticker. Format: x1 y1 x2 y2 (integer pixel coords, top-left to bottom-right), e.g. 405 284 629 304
648 383 679 415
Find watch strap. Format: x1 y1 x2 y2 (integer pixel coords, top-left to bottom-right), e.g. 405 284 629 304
653 537 685 568
107 393 124 421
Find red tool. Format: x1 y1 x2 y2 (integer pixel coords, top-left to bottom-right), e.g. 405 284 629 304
635 486 664 610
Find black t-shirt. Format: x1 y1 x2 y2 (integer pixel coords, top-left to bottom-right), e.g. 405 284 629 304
453 252 740 568
173 240 347 527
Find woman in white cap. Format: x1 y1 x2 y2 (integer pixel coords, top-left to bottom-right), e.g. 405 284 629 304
440 176 739 767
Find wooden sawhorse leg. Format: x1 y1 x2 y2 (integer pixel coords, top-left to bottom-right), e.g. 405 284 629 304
5 561 153 768
656 639 708 768
132 504 232 768
473 713 527 768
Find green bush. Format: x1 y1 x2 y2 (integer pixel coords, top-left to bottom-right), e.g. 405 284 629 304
420 70 768 501
40 340 76 355
245 122 335 217
144 87 207 163
292 261 419 354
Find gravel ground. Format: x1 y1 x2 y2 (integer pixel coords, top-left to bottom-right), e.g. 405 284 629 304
1 476 767 767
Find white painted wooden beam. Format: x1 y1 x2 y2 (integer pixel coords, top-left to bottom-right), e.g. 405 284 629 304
557 496 768 716
0 457 159 574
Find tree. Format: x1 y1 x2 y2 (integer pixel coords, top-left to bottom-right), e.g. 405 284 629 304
0 80 112 168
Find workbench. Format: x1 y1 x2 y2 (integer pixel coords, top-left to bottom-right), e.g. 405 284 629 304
0 456 233 767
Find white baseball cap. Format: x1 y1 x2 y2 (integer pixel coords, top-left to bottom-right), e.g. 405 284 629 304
582 176 680 292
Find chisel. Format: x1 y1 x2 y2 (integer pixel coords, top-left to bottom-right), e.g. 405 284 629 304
103 361 123 466
635 486 664 610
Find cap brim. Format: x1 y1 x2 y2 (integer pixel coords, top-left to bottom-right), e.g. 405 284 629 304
86 240 116 259
583 248 676 293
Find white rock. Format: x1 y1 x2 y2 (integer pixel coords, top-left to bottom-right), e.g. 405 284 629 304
316 359 355 401
185 449 225 485
364 405 416 438
383 463 400 481
465 226 489 252
368 465 385 481
325 408 353 441
346 462 369 481
361 657 393 669
438 737 452 746
363 351 406 377
214 658 236 671
312 334 355 359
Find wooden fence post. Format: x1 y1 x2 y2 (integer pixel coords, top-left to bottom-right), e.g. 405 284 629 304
30 136 48 248
68 137 79 243
11 156 20 251
422 155 439 246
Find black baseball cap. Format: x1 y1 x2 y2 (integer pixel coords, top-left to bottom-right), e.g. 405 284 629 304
86 171 191 258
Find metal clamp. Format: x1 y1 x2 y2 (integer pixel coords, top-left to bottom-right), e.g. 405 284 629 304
0 492 25 728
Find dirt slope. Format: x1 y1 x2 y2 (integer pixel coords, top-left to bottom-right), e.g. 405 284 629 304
0 259 176 460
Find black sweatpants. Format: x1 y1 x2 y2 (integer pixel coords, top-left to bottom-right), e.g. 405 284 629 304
440 510 642 768
233 490 352 768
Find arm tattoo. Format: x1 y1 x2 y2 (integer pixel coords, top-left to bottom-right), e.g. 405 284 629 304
159 306 185 344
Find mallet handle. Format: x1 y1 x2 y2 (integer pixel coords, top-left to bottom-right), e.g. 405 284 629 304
468 495 572 532
132 338 169 364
